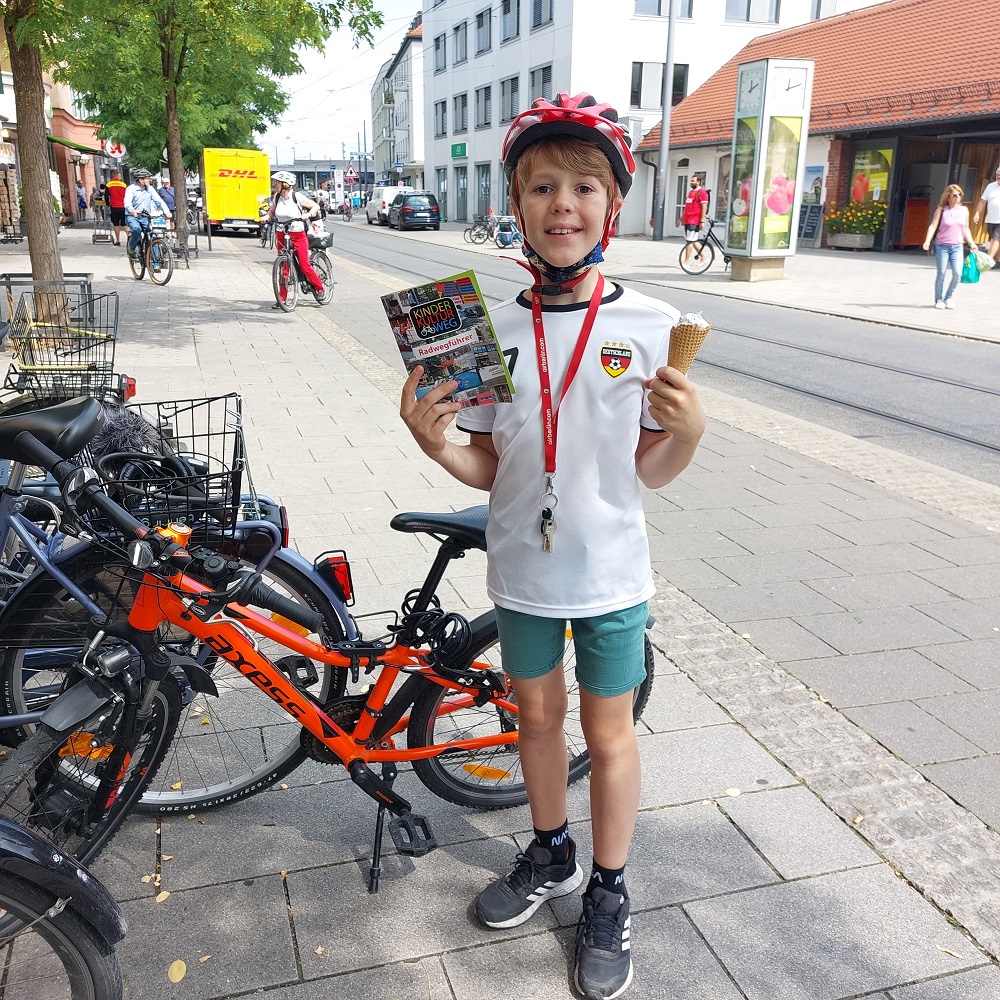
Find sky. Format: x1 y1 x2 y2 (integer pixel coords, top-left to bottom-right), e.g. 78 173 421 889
256 1 422 167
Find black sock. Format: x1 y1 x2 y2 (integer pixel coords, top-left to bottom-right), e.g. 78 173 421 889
587 861 626 897
533 821 572 864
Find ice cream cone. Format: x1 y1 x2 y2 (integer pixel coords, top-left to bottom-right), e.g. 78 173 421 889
668 321 711 374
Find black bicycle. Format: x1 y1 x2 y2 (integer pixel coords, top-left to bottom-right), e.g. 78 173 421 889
127 212 174 286
678 218 732 275
272 221 334 311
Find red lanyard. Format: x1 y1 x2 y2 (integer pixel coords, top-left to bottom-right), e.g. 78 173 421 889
532 272 604 476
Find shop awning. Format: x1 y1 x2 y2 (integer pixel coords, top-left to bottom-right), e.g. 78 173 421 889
46 135 107 157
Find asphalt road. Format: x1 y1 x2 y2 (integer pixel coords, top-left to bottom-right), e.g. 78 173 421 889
329 222 1000 487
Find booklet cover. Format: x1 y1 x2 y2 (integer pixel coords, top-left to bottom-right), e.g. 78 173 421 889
381 270 515 408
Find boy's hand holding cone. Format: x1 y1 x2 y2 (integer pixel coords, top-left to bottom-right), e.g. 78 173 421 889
667 311 712 374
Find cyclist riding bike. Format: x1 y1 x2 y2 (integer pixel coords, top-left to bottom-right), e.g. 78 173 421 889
124 169 171 259
266 171 325 297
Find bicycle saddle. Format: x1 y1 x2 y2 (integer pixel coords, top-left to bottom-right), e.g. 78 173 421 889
389 505 488 551
0 396 104 464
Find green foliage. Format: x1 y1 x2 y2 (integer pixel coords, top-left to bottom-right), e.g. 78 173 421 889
49 0 383 168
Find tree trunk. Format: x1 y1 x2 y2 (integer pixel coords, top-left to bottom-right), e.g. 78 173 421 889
4 14 64 282
164 72 187 256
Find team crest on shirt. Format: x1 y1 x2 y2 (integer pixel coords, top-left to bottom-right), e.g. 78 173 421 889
601 342 632 378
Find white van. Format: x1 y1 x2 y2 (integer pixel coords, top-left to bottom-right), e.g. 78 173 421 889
366 184 416 226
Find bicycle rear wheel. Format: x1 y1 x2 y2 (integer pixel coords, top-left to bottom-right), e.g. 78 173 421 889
0 548 346 813
407 620 654 809
0 674 180 864
0 870 123 1000
272 254 297 311
310 250 335 305
147 238 174 286
678 240 714 275
127 241 145 280
469 224 488 245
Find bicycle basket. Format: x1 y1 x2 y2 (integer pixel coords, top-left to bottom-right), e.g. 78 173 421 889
4 289 118 400
87 394 247 543
308 232 333 250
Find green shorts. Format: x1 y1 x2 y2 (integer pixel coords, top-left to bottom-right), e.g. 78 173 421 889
493 602 649 698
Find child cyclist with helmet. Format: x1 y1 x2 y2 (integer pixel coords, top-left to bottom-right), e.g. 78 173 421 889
267 171 326 297
400 93 705 999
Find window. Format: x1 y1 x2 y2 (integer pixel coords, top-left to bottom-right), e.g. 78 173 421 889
811 0 835 16
530 64 553 102
531 0 552 28
629 61 688 108
725 0 779 22
434 100 448 137
501 0 519 40
434 33 446 72
476 8 492 52
475 85 492 128
454 92 468 132
635 0 693 12
500 76 520 122
453 21 468 63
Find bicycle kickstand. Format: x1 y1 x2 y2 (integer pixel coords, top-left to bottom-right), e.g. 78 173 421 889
368 762 398 894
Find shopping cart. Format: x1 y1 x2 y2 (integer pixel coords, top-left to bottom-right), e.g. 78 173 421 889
3 288 121 401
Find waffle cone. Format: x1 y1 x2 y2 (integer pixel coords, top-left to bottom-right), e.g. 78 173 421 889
668 322 711 374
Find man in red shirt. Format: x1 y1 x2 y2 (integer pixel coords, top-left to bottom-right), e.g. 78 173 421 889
677 174 709 267
105 170 127 246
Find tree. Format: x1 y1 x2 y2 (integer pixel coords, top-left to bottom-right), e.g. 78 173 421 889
2 2 63 282
53 1 383 251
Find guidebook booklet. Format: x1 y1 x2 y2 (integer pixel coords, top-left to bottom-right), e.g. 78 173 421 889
381 270 514 408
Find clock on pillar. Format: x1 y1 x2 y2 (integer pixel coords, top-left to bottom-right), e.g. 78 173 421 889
726 58 815 281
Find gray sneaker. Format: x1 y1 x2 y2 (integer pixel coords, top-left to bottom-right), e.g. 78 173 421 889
574 886 633 999
475 839 583 929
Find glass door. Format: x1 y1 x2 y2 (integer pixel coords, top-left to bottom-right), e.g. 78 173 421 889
455 166 468 222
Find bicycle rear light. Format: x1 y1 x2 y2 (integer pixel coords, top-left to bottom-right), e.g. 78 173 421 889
122 376 137 401
315 550 354 606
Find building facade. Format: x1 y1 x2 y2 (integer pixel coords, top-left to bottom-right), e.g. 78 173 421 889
420 0 888 229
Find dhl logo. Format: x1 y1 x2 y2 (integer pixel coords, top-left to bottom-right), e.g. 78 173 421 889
216 169 259 178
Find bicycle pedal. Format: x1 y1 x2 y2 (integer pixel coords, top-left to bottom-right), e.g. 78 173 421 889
388 812 436 857
275 654 319 688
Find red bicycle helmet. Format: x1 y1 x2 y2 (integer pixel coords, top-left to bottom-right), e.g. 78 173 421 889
501 92 635 196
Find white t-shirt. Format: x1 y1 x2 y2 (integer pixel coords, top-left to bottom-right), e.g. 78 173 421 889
273 191 306 227
980 181 1000 225
458 282 678 618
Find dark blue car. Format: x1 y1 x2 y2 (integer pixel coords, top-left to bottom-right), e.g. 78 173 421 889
388 192 441 231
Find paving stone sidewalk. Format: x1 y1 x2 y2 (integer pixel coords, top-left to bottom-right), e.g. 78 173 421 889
5 229 1000 999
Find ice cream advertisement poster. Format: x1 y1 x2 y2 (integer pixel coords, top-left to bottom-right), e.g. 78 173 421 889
727 116 759 251
381 270 515 409
756 116 802 251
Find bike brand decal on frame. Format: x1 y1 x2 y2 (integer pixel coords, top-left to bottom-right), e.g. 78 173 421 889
601 343 632 378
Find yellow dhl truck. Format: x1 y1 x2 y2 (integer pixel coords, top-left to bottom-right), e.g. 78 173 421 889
200 147 270 234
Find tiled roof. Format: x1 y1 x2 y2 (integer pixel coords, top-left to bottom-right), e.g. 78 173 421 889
637 0 1000 151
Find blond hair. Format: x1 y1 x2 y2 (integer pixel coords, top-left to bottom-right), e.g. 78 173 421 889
938 184 964 206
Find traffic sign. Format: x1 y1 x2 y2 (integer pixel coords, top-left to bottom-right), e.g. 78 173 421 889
344 164 358 182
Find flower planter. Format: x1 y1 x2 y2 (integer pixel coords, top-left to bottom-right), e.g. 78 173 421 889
826 232 875 250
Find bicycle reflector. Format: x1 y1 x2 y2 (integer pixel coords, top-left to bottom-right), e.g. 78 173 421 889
122 376 137 401
315 550 354 606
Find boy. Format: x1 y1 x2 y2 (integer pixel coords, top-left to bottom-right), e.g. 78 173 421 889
400 92 705 999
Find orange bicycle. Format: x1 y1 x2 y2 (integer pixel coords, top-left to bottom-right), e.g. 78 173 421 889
0 398 654 892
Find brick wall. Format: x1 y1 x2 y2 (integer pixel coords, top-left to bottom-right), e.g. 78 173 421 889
822 138 853 247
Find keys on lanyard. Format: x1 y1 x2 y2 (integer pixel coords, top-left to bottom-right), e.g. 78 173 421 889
540 477 558 553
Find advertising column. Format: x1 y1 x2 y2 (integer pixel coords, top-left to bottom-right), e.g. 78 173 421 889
726 59 814 282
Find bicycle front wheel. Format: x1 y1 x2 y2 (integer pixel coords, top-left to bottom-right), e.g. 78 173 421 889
147 238 174 286
407 620 654 809
310 250 335 305
127 242 145 281
0 870 123 1000
272 253 297 311
0 675 180 864
0 548 347 814
469 225 488 245
679 240 714 275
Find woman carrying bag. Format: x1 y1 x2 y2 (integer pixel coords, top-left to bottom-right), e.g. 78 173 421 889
922 184 978 309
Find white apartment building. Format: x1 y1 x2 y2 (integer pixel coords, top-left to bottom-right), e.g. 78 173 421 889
370 15 427 190
421 0 887 232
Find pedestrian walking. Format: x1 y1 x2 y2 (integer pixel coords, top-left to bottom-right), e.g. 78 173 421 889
106 170 127 245
677 173 709 268
400 91 705 1000
972 165 1000 263
75 181 88 220
157 179 177 229
923 184 978 309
